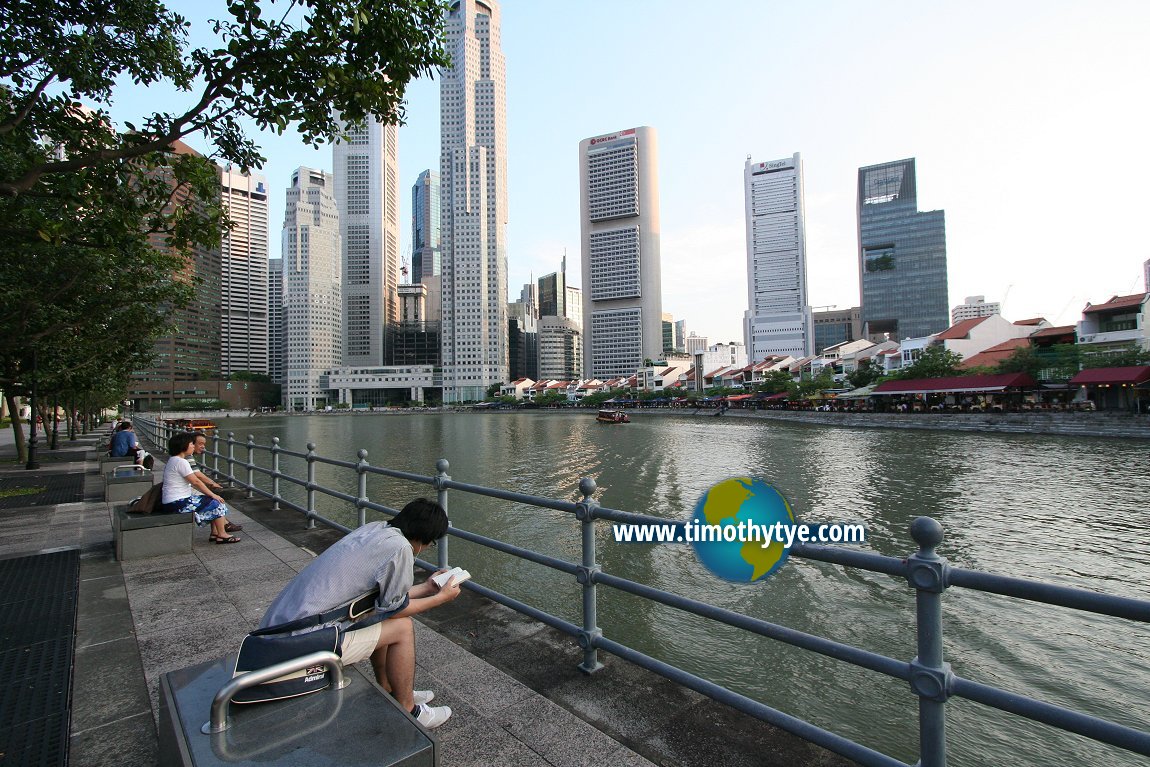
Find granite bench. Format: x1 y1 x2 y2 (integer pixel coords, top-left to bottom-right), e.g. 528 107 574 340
113 505 193 561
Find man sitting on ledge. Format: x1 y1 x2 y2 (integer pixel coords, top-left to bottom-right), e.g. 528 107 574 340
259 498 461 728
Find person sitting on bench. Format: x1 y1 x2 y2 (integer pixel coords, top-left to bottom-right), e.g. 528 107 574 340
109 421 153 469
259 499 461 728
158 432 238 543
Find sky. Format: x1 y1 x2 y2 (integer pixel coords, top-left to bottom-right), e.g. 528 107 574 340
114 0 1150 345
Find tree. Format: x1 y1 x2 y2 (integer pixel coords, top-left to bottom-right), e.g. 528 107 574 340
896 345 965 380
1 0 450 458
846 360 882 389
756 369 793 394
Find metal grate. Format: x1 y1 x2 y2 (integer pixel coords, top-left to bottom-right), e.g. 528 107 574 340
0 474 85 509
0 549 79 767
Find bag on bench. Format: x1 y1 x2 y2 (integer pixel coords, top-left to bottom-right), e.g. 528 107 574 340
127 483 164 514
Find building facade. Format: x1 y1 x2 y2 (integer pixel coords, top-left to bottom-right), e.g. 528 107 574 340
219 168 270 375
857 158 948 341
411 169 441 281
282 167 343 411
439 0 509 402
580 126 663 379
334 115 401 367
812 306 862 355
743 153 812 361
538 316 583 381
951 295 1001 324
268 257 284 384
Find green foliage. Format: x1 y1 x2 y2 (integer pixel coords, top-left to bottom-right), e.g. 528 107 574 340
790 368 835 399
533 389 568 407
1080 345 1150 369
579 390 614 408
846 361 881 389
485 382 503 400
229 371 271 382
755 369 793 394
170 398 228 411
896 345 965 380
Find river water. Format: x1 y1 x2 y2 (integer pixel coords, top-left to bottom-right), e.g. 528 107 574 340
217 411 1150 766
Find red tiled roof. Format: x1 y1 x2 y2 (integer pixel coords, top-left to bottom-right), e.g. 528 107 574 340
936 316 990 340
1068 366 1150 386
1013 317 1047 326
960 338 1031 369
1031 325 1076 338
873 372 1038 395
1082 294 1148 314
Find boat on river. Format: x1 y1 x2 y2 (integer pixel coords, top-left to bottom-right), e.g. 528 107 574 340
165 418 219 433
596 409 630 424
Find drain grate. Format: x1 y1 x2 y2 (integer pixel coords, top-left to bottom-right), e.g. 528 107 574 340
0 549 78 767
0 474 84 509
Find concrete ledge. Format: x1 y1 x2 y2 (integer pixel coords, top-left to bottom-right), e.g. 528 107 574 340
99 455 138 474
104 470 156 503
114 507 193 561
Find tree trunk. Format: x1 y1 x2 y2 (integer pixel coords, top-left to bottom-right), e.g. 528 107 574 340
5 393 27 464
49 394 60 450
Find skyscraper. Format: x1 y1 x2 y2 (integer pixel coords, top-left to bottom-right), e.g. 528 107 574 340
579 126 663 380
743 153 812 360
411 169 441 281
282 167 342 411
334 116 401 367
857 158 948 340
219 168 270 375
268 257 284 384
440 0 509 402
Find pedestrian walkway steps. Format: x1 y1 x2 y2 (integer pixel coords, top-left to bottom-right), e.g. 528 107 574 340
0 548 80 767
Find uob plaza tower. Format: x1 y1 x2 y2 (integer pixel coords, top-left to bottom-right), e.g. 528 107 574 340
439 0 509 403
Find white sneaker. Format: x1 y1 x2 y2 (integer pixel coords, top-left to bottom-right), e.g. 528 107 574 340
413 689 435 706
415 704 452 729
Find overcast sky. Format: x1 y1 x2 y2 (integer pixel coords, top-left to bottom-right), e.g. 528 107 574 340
121 0 1150 344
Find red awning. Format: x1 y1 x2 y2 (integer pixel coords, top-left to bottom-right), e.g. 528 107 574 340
872 373 1037 395
1068 366 1150 386
762 392 789 400
726 394 753 401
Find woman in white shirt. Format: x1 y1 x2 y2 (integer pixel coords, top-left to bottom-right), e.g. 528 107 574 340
160 431 240 543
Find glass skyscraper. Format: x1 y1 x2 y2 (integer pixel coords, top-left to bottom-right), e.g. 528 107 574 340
857 158 948 341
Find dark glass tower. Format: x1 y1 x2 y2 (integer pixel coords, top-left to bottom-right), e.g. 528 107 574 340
857 159 948 340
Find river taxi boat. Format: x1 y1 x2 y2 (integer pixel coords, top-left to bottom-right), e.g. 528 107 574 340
165 418 219 433
596 409 630 424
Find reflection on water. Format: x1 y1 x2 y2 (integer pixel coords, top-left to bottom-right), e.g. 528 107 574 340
223 412 1150 766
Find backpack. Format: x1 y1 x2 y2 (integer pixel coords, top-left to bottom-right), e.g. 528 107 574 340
128 483 164 514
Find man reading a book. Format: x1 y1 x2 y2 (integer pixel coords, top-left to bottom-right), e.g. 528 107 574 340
260 497 461 728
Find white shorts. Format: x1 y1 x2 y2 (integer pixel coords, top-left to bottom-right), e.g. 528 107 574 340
340 622 383 665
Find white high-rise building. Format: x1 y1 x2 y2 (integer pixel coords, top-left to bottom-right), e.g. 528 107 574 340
951 295 1001 324
219 168 270 375
439 0 509 403
334 116 400 367
743 153 812 362
282 167 343 411
1143 258 1149 292
268 258 284 384
580 126 663 380
538 316 582 381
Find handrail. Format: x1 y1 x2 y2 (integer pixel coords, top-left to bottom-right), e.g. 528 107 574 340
135 416 1150 767
202 651 348 734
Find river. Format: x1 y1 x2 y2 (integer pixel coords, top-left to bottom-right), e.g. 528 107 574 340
213 410 1150 766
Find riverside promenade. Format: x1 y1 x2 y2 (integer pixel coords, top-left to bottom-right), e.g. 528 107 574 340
0 425 855 767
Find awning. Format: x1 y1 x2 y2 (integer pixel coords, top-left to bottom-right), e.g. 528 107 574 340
1068 366 1150 386
837 385 878 400
761 392 788 401
726 394 753 401
872 373 1038 395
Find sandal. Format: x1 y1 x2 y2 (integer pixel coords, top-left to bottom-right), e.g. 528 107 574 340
224 522 243 532
210 535 241 544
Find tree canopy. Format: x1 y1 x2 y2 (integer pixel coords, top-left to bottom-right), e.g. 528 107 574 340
1 0 450 458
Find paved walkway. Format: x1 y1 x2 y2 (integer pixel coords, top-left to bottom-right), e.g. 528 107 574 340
0 423 855 767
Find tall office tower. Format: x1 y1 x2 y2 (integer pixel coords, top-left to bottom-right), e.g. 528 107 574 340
857 158 948 341
662 313 674 355
131 139 221 408
388 283 441 367
951 295 1001 324
219 168 270 375
538 268 566 319
579 126 663 379
674 319 686 353
507 300 539 382
268 258 284 384
743 154 812 362
334 115 401 367
538 316 582 381
564 285 582 329
439 0 509 402
282 167 343 411
411 170 441 281
812 306 862 354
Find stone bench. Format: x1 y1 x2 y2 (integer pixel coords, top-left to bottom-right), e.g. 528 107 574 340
113 506 193 561
104 468 156 503
158 656 436 767
99 454 139 474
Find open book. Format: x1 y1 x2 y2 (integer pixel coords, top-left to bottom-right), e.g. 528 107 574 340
431 566 472 588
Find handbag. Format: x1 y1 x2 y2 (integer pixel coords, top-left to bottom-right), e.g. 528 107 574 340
127 483 164 514
232 625 341 703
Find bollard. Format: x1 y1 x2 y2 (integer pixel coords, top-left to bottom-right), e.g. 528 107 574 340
434 459 450 569
226 432 236 488
270 437 281 510
575 477 603 674
356 449 369 528
906 516 953 767
305 442 317 529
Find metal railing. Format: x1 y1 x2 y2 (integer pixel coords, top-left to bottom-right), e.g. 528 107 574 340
135 418 1150 767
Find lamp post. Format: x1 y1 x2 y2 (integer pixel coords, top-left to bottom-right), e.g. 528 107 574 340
25 349 39 470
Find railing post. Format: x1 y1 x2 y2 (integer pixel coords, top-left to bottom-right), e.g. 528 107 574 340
270 436 281 511
575 476 603 674
245 435 256 498
356 449 369 528
434 459 450 569
305 442 317 529
211 431 220 477
226 432 236 488
906 516 953 767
